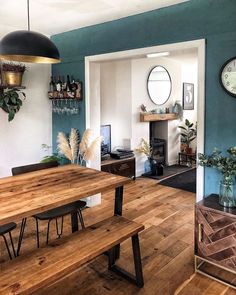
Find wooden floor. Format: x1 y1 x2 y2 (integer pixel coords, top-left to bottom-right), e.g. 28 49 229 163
1 177 236 295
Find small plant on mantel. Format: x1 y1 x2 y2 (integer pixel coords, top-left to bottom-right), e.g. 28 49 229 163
0 89 26 121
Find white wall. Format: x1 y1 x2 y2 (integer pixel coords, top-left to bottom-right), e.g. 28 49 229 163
0 63 52 178
99 52 198 176
181 60 198 151
131 56 182 174
100 60 132 150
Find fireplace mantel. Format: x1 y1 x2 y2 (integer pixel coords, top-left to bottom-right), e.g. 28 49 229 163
140 112 178 122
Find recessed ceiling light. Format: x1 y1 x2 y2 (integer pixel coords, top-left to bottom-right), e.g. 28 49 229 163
146 52 170 58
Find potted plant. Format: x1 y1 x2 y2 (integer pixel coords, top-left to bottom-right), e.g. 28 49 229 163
178 119 196 154
0 89 26 121
1 62 26 87
198 147 236 207
135 138 154 173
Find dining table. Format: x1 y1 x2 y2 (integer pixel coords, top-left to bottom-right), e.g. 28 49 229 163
0 164 131 231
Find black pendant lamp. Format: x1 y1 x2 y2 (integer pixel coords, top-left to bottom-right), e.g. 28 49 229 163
0 0 60 64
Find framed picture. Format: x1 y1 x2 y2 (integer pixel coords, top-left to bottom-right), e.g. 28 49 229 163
183 83 194 110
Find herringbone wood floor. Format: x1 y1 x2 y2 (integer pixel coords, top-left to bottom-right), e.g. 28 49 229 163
1 178 236 295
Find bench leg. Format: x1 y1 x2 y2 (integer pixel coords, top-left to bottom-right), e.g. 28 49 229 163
108 233 144 288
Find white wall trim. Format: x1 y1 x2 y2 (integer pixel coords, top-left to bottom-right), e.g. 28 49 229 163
85 39 206 202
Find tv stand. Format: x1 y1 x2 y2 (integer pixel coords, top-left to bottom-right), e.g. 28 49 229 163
101 157 135 179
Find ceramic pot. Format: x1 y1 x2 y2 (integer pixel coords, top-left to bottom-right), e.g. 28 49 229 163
3 71 23 86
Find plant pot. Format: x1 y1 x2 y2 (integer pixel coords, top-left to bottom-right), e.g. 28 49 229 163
186 147 192 154
3 71 23 87
144 158 151 173
219 180 236 208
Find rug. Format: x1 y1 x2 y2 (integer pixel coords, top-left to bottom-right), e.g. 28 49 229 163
158 168 196 193
142 164 193 181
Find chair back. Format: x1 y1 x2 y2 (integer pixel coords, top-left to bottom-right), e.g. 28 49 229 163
12 161 59 176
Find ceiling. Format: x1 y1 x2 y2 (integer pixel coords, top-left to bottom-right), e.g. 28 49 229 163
0 0 188 37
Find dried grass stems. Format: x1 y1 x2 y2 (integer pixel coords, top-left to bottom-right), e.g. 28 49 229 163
135 138 152 158
57 128 101 165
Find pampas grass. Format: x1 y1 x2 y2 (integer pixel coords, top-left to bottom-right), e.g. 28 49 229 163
83 136 101 162
79 129 92 154
57 128 101 165
57 132 73 162
69 128 79 163
135 138 152 157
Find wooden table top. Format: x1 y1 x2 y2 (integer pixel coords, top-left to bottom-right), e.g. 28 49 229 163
0 164 131 226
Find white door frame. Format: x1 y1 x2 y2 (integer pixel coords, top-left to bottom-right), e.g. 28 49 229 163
85 39 205 202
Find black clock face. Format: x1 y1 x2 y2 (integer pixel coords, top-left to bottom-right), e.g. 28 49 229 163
220 57 236 97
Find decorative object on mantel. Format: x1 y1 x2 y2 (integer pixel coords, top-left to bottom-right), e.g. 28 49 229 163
178 119 197 154
173 101 183 120
57 128 101 165
183 83 194 110
140 112 178 122
140 104 147 112
48 75 82 100
0 89 26 121
0 0 60 64
1 62 26 87
198 147 236 208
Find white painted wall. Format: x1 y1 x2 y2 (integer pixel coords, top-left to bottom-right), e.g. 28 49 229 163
131 56 182 174
100 60 132 150
0 64 52 178
98 52 198 176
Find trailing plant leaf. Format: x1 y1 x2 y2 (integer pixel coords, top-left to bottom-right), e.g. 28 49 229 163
0 89 25 121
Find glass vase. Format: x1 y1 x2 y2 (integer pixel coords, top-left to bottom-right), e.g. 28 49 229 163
219 180 236 208
144 158 151 173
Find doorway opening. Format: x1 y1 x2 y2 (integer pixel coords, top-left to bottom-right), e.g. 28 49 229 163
85 39 205 206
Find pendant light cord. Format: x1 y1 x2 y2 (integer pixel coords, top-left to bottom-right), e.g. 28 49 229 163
27 0 30 31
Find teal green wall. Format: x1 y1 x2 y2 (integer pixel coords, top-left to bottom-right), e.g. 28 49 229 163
52 0 236 196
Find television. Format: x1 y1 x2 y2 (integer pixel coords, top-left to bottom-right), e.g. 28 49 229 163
101 125 111 155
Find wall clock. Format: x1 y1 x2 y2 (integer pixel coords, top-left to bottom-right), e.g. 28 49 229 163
220 56 236 97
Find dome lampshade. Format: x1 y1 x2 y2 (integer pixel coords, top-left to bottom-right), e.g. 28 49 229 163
0 30 60 64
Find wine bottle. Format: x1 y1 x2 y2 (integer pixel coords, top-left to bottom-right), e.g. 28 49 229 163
66 75 71 91
56 76 62 92
49 76 55 92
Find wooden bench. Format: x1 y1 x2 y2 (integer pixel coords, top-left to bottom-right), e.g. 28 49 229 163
0 216 144 294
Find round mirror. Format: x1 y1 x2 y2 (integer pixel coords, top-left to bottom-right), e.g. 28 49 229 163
147 66 172 105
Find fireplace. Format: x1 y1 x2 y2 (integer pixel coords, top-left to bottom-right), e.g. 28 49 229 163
151 138 166 165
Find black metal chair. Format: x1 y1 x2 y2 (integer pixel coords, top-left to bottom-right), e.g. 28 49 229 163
12 162 86 255
0 222 17 260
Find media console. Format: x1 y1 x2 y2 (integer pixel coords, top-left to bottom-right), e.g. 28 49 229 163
101 157 135 179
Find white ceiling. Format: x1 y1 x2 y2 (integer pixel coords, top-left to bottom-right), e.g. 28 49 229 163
0 0 188 37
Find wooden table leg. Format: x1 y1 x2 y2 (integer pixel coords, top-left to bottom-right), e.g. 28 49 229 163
71 212 78 233
114 186 124 260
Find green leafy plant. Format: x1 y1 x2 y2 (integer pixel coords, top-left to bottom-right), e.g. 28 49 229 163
178 119 197 147
0 89 26 121
2 62 26 73
198 147 236 185
40 144 61 164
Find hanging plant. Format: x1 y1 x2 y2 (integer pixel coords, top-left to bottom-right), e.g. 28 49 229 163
0 89 26 121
